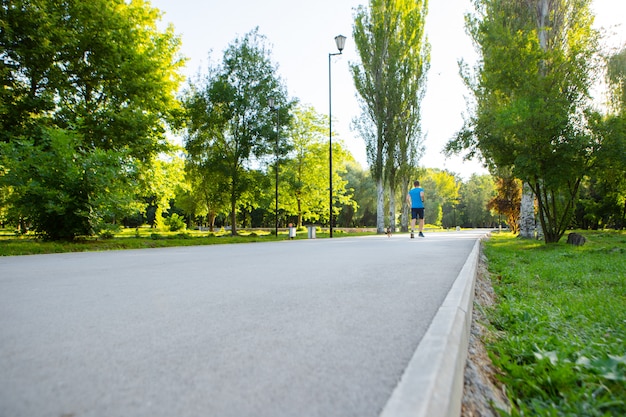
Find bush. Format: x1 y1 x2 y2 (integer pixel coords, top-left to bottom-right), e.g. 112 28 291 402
1 129 134 240
164 213 186 232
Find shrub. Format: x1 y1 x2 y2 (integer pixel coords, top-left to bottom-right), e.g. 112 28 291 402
1 129 135 240
164 213 186 232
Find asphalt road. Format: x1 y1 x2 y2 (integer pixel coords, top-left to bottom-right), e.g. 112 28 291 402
0 230 486 417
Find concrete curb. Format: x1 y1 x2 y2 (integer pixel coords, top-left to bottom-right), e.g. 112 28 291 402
379 237 483 417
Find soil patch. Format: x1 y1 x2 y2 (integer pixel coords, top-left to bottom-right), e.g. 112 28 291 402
461 250 510 417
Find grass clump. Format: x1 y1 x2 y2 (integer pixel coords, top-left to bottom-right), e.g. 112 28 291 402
484 231 626 416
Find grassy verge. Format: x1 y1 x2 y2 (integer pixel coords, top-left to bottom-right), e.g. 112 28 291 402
0 227 376 256
483 231 626 416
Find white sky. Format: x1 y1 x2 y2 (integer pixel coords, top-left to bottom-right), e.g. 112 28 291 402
150 0 626 180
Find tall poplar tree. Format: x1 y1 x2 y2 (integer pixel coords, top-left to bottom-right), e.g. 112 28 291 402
352 0 429 233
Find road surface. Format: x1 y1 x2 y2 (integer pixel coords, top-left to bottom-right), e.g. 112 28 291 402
0 230 486 417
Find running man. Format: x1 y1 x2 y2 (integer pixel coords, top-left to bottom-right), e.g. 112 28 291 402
406 180 425 238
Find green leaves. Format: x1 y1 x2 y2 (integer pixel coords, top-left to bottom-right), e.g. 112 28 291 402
1 0 185 239
451 0 601 242
577 354 626 382
183 28 293 235
1 129 137 240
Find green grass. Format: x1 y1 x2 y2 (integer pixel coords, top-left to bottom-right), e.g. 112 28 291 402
0 226 377 256
0 225 464 256
484 231 626 416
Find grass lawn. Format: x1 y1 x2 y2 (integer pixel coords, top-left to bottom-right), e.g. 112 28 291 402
0 225 452 256
0 226 378 256
483 231 626 416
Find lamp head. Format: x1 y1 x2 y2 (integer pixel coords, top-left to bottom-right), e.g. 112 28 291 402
268 97 275 108
334 35 346 52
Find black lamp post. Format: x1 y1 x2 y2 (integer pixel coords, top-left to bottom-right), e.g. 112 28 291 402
268 97 279 237
328 34 346 238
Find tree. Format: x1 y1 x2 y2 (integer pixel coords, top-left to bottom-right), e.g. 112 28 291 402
351 0 430 233
237 168 271 229
602 46 626 229
575 46 626 230
0 0 184 239
338 162 377 227
448 0 599 243
488 174 522 233
592 118 626 230
139 155 186 230
1 0 183 153
183 28 293 235
574 173 626 229
181 158 230 231
420 168 459 226
279 105 358 228
329 142 359 227
279 105 327 227
458 174 497 228
606 45 626 113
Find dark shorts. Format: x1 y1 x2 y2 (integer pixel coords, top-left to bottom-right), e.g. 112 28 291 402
411 208 425 220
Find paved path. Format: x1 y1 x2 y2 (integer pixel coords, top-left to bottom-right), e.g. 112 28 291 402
0 230 486 417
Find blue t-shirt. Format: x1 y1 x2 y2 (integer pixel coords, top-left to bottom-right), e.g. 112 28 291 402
409 187 424 209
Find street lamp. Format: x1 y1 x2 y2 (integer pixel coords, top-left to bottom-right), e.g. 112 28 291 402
268 97 279 237
328 34 346 238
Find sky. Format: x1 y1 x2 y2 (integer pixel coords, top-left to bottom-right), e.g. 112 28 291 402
150 0 626 180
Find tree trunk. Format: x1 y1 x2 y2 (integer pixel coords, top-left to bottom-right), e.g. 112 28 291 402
230 195 237 236
388 183 396 232
297 198 303 228
154 207 165 231
537 0 549 50
400 180 409 232
207 211 216 232
519 182 535 239
376 177 385 234
533 179 581 244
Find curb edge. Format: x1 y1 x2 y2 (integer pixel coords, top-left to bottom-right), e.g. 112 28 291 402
379 237 483 417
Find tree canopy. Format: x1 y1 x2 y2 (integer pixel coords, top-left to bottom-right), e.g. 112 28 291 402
448 0 600 242
183 28 293 236
0 0 184 239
